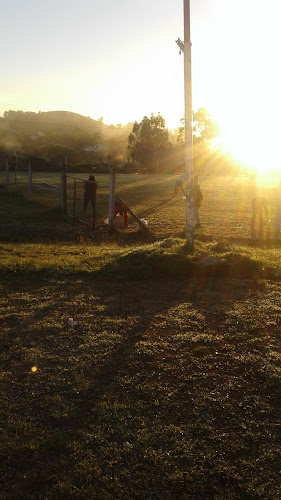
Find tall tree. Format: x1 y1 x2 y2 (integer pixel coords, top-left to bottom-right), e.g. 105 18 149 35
177 108 218 146
193 108 218 146
128 113 171 169
177 108 218 172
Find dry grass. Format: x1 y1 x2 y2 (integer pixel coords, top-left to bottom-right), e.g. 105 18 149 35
1 275 280 499
0 173 280 499
1 172 280 243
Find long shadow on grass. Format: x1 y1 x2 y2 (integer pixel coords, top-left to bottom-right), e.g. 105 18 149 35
138 196 181 219
73 276 264 403
1 274 280 498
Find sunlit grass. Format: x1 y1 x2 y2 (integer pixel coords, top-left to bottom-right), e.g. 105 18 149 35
0 239 280 279
0 242 121 273
1 173 280 243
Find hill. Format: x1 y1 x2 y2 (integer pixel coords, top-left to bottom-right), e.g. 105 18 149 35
0 110 133 167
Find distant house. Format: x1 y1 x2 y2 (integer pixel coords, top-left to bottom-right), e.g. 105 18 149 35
30 132 45 140
82 144 109 152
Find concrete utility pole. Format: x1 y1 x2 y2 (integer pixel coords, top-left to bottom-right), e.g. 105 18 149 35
184 0 194 250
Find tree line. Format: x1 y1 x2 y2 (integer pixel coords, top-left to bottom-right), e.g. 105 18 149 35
0 109 237 174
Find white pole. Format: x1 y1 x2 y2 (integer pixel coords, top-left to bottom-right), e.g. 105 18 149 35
184 0 194 251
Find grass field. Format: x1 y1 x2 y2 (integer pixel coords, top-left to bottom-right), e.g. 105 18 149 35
0 174 281 499
1 171 280 242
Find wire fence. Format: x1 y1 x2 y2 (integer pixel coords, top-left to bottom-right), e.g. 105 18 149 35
1 159 280 242
65 176 97 229
0 160 27 185
0 160 100 228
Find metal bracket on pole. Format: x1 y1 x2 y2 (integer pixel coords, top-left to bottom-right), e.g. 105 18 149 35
175 38 184 54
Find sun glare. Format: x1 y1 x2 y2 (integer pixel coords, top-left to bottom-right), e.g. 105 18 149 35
210 87 281 178
218 119 281 178
200 0 281 181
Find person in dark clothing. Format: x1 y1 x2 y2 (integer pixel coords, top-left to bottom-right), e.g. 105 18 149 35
83 175 97 216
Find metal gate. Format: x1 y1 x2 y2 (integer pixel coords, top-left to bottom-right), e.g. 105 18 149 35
65 175 97 229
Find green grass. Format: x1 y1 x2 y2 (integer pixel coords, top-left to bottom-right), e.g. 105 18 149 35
0 240 280 281
1 172 280 242
0 174 280 499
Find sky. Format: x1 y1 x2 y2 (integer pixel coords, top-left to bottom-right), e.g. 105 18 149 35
1 0 281 172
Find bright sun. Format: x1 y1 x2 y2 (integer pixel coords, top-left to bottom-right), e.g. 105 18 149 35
218 119 281 177
220 125 280 179
199 0 281 180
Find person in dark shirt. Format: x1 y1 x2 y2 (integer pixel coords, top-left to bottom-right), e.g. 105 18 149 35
83 175 97 216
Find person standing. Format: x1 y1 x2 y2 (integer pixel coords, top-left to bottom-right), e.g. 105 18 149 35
83 175 97 217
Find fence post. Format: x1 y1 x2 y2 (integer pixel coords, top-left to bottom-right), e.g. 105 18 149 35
108 158 116 229
28 161 32 194
15 153 18 184
5 158 9 186
92 183 97 228
73 180 76 228
60 163 67 213
274 181 281 242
